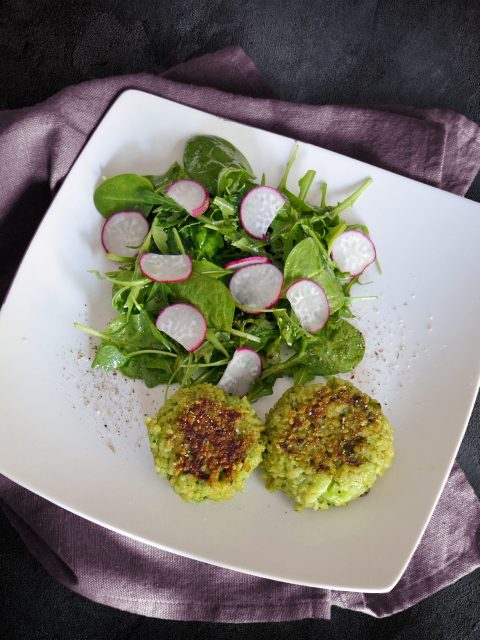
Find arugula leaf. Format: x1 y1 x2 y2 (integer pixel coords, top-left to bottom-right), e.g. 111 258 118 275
119 354 174 387
212 195 238 218
183 135 254 195
181 224 224 260
192 259 231 278
292 364 316 386
151 218 169 253
217 166 256 196
283 237 344 312
273 308 303 347
247 377 275 402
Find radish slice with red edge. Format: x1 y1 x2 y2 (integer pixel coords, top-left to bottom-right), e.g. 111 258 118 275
240 186 285 239
101 211 149 257
156 303 206 352
165 179 209 217
139 253 192 283
218 347 262 397
224 256 271 270
229 263 283 312
286 279 330 333
330 230 376 277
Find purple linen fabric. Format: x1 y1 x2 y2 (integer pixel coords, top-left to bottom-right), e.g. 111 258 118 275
0 46 479 622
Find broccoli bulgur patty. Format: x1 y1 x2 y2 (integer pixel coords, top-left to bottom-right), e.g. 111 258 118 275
263 379 394 510
145 384 264 502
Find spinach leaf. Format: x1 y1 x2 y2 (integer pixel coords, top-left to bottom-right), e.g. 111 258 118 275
103 309 176 352
94 174 156 218
170 274 235 331
146 162 185 191
283 237 344 312
303 319 365 375
183 136 253 195
92 344 128 371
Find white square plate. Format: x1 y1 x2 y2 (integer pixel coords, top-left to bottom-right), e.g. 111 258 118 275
1 90 479 593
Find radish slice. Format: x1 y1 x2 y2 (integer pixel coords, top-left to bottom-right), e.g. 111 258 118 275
224 256 271 270
240 186 285 239
101 211 149 257
286 279 330 333
139 253 192 283
331 230 376 276
218 348 262 397
156 303 206 352
229 263 283 311
165 179 209 217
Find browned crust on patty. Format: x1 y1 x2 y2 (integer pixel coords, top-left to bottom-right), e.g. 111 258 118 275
175 397 253 483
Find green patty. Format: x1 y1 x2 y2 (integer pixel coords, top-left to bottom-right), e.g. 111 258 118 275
146 383 264 503
263 379 394 510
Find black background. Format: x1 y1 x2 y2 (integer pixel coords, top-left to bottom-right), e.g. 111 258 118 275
1 1 479 638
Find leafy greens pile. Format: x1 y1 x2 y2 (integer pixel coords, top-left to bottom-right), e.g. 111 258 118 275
78 136 374 401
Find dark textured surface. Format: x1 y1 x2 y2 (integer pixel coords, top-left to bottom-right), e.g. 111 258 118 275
0 0 479 638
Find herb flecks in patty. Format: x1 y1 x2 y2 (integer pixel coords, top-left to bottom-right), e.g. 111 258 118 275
276 385 381 474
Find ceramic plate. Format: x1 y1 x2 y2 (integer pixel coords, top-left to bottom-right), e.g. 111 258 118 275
1 90 479 592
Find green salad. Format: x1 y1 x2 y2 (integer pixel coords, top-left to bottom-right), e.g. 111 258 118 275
76 135 377 401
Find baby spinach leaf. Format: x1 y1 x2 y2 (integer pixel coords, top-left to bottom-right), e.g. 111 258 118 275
146 162 185 191
303 319 365 375
183 135 253 195
283 237 344 312
94 174 156 218
92 344 128 371
170 274 235 331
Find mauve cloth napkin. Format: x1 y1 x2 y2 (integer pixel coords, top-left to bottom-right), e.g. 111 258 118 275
1 47 480 622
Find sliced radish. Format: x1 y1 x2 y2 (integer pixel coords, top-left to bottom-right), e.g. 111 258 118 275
224 256 271 270
330 230 376 277
139 253 192 283
229 263 283 312
156 303 206 352
218 348 262 397
286 279 330 333
101 211 149 257
240 186 285 239
165 179 209 217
